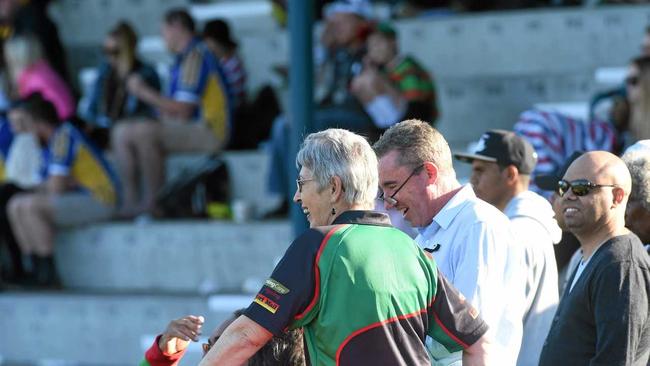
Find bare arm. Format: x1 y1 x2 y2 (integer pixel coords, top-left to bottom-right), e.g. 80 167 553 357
198 315 273 366
45 175 69 195
127 75 195 120
462 335 493 366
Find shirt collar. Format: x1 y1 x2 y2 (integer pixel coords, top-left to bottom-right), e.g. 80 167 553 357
417 184 475 236
332 210 392 227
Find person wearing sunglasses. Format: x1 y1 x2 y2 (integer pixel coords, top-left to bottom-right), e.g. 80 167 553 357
201 129 492 365
539 151 650 366
374 120 525 366
80 21 160 129
140 309 305 366
454 129 561 366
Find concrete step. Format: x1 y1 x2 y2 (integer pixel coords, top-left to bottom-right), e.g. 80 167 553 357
0 291 254 365
56 220 292 293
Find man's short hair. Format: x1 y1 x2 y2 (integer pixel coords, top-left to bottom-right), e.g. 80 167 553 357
373 119 455 177
11 93 60 127
623 151 650 211
164 8 195 33
297 128 378 207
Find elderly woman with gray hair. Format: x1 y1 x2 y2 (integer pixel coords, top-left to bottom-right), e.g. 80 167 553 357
200 128 492 366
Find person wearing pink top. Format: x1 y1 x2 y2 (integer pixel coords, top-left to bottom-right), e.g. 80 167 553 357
4 35 75 120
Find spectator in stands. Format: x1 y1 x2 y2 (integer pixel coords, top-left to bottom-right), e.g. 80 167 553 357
374 119 524 365
626 55 650 145
141 309 305 366
6 94 120 287
202 19 246 111
589 27 650 126
622 140 650 251
113 8 233 218
519 56 650 198
0 0 70 87
80 21 160 129
350 22 438 128
0 106 44 285
202 18 280 150
539 151 650 365
533 151 584 292
0 116 21 285
454 130 561 366
201 128 492 365
264 0 374 217
4 34 75 120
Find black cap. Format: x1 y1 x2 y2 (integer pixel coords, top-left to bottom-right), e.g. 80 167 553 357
534 151 584 191
454 130 537 174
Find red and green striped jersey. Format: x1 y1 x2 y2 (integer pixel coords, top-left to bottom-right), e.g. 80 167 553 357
387 56 438 122
244 211 488 366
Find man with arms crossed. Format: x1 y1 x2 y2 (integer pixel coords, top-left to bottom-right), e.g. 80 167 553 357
538 151 650 365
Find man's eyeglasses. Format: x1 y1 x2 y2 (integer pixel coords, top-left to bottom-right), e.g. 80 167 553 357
557 179 617 197
379 164 424 205
296 178 314 193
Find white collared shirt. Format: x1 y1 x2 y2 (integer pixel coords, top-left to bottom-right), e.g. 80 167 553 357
416 184 526 366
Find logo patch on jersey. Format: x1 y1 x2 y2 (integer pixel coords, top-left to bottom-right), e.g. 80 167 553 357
265 278 290 294
468 306 479 319
254 294 279 314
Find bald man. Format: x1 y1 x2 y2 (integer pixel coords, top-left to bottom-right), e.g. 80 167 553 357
538 151 650 366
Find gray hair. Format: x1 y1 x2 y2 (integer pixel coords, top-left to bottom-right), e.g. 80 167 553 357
296 129 378 207
373 119 456 180
623 150 650 211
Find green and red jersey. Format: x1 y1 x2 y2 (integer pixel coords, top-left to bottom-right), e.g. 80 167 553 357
244 211 488 365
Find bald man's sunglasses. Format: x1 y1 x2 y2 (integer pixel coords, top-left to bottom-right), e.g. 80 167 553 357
557 179 617 197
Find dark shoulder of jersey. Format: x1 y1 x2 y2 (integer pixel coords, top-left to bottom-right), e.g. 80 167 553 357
428 268 489 352
244 227 330 336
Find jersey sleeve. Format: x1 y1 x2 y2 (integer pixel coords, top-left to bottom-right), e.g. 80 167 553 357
243 229 323 336
47 127 76 177
427 268 489 353
171 49 206 104
140 335 186 366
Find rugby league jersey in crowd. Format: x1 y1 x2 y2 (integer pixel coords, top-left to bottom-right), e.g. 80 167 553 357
244 210 488 366
168 38 233 143
0 118 13 181
44 122 120 206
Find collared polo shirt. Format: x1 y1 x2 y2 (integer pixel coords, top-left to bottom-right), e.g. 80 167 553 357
416 184 526 365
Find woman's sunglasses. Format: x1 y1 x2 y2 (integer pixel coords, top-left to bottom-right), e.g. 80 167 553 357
557 179 617 197
625 75 639 87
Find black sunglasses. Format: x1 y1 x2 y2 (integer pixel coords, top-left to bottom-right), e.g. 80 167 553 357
557 179 617 197
626 75 639 87
379 164 424 205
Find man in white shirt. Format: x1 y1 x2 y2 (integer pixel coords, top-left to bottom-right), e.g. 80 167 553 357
455 130 562 366
374 119 526 365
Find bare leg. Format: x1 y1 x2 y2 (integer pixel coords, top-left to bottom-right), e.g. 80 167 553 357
133 122 165 214
112 123 141 217
9 194 55 256
7 194 35 255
